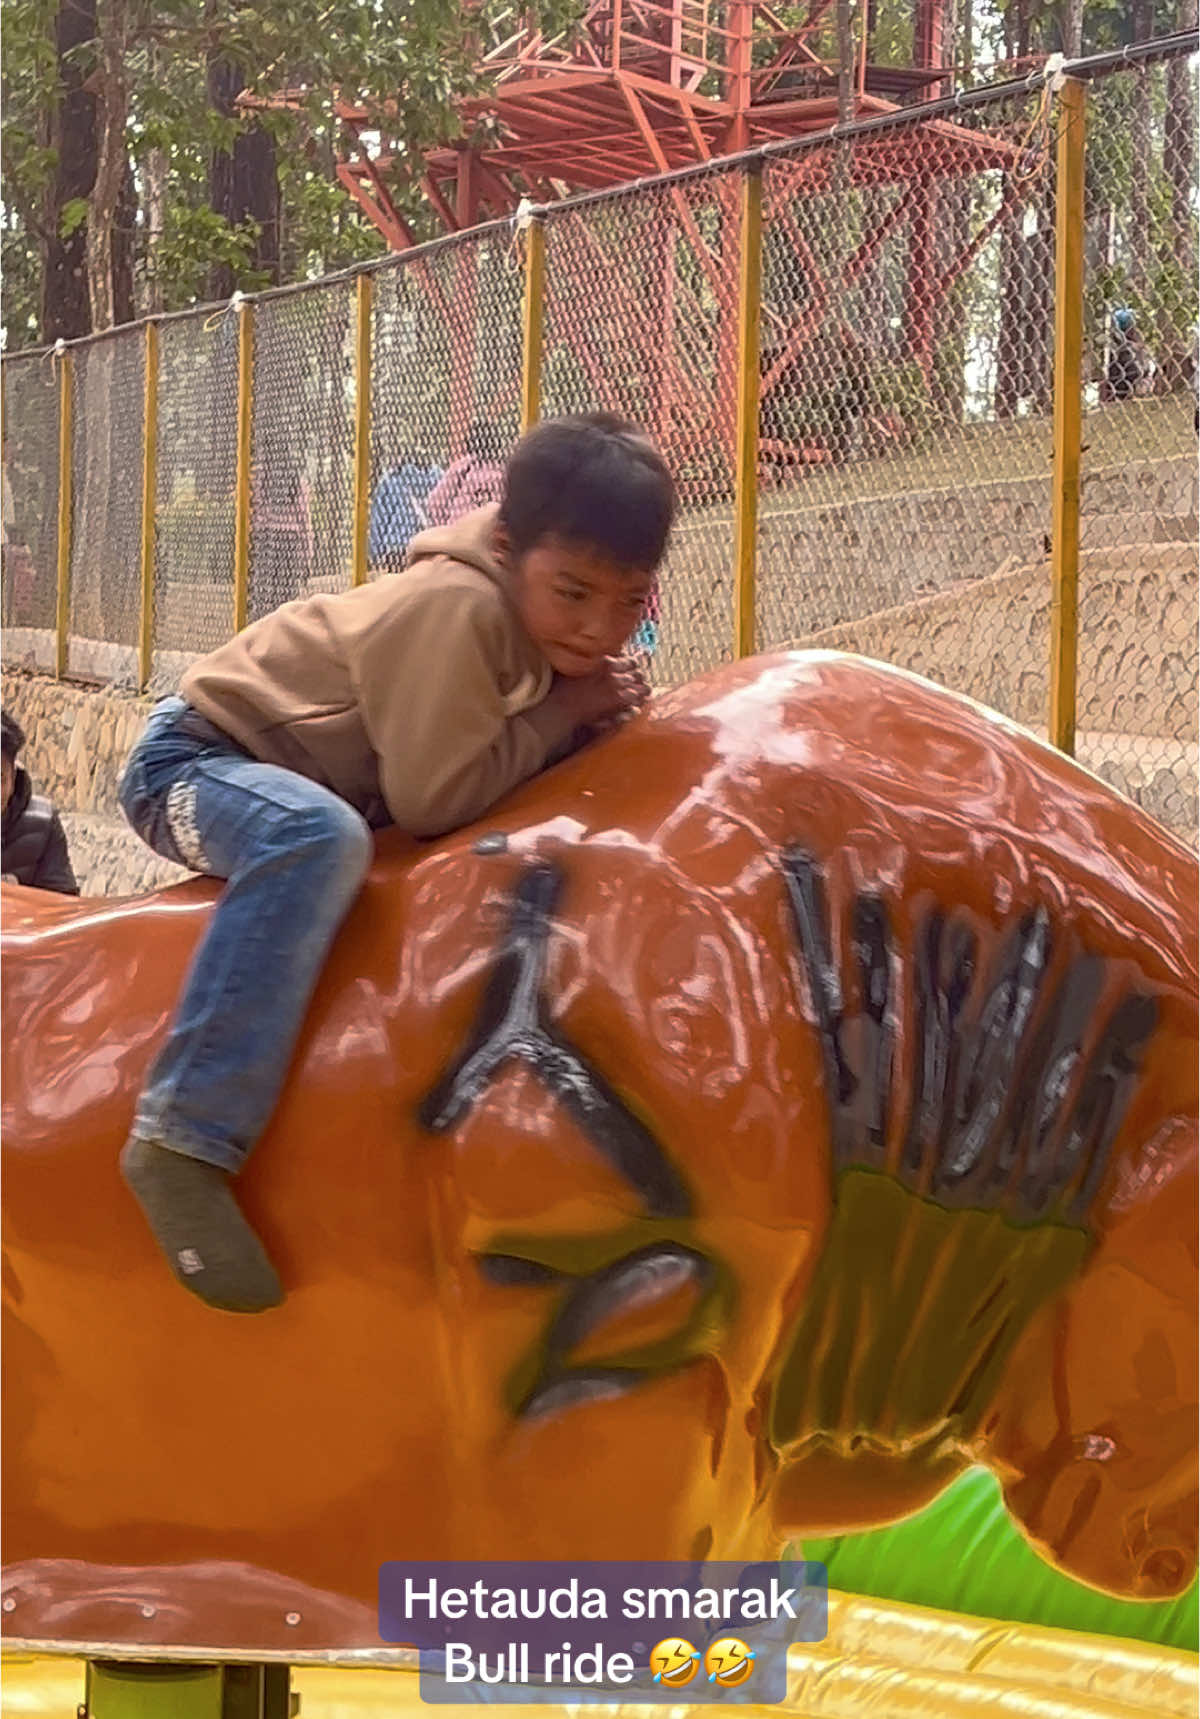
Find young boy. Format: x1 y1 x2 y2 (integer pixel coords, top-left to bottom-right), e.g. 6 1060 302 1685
117 413 675 1315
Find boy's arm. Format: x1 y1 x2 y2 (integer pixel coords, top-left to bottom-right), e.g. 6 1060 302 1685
354 584 578 839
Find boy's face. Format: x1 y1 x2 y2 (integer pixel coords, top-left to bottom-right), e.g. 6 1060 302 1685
506 533 652 678
1 754 14 813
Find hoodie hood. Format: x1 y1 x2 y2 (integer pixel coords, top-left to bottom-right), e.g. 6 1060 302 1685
405 503 507 587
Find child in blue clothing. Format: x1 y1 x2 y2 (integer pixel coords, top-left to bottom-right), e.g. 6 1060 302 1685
368 455 444 568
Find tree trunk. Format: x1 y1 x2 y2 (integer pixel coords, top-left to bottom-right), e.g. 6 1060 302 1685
207 54 281 300
1063 0 1084 57
836 0 854 125
112 155 136 326
86 0 129 332
140 41 168 316
1129 0 1154 300
74 0 130 654
1166 3 1198 273
142 144 168 314
41 0 97 342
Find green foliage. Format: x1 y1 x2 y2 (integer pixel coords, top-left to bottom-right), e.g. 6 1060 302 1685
58 196 88 238
0 0 59 232
1 212 43 349
1 0 582 347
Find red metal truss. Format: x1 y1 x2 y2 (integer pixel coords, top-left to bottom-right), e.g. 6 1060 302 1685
266 0 1033 467
315 1 979 247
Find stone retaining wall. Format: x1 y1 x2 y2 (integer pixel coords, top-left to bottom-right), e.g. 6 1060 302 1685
655 454 1197 687
782 541 1198 842
782 542 1198 740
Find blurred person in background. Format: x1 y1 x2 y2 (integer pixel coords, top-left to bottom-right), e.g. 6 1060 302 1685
369 452 444 570
1106 307 1153 402
1 710 79 893
425 420 507 526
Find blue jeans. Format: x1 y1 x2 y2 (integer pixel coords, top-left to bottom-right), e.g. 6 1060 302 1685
118 697 373 1172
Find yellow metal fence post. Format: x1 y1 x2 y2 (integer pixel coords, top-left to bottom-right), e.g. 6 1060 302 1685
1049 75 1086 755
233 300 254 634
733 159 763 660
54 345 74 679
352 273 373 586
520 214 546 434
138 320 159 692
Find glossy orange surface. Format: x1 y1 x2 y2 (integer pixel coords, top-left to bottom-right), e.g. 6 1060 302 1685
3 653 1196 1657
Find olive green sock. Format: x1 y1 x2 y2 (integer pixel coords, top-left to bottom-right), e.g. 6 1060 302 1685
120 1137 284 1314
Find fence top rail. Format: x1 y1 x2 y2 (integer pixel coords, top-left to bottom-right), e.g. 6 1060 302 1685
3 29 1196 368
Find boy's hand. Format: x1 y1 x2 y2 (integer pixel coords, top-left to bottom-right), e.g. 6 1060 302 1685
543 658 649 729
567 658 650 728
525 659 651 759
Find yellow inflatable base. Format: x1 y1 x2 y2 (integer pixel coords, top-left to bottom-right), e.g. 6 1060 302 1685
3 1592 1197 1719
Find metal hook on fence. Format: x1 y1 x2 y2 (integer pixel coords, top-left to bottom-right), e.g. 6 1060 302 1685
508 196 541 267
203 289 246 334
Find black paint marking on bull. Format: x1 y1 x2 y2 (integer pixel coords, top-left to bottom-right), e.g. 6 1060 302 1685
422 865 713 1418
781 847 1158 1225
419 862 692 1219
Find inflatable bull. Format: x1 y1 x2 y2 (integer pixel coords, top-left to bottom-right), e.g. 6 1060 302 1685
3 653 1196 1658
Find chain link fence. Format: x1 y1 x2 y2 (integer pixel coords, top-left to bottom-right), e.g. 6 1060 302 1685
153 308 240 691
2 351 61 673
544 168 742 683
2 40 1196 847
68 330 146 685
371 229 522 573
757 85 1061 745
1075 53 1199 842
250 279 357 620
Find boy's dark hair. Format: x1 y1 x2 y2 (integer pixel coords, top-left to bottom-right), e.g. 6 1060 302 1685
1 710 25 763
500 413 676 571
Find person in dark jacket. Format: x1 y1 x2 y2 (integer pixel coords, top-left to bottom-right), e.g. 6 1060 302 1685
1106 307 1151 402
1 709 79 894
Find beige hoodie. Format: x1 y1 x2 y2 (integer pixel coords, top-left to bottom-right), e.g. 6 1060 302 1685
179 506 557 838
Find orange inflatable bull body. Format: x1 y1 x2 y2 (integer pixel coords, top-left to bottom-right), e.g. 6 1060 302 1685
3 653 1197 1658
